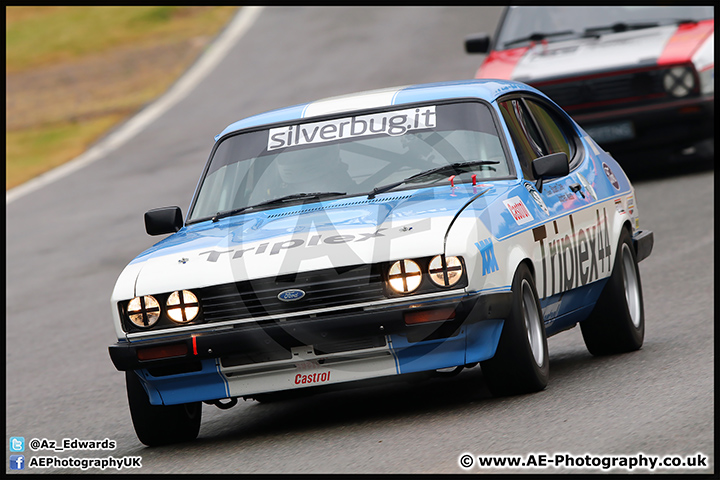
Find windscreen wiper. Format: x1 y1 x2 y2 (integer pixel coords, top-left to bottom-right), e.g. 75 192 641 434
211 192 347 222
503 30 577 48
367 160 499 199
583 21 659 36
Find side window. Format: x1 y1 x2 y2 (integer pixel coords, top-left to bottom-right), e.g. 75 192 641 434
498 99 546 180
524 100 575 163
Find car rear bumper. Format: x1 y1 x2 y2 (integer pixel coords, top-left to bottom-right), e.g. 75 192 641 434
633 229 654 263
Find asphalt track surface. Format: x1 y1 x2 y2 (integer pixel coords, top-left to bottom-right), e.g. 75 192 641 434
5 6 714 474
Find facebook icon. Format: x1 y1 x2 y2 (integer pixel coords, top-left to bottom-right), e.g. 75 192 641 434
10 455 25 470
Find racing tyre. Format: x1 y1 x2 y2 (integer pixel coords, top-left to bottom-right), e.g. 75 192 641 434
481 263 549 396
125 371 201 447
580 227 644 355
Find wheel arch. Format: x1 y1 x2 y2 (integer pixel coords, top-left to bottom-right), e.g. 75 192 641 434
609 207 634 267
621 219 633 236
518 257 536 283
504 243 535 288
619 219 634 262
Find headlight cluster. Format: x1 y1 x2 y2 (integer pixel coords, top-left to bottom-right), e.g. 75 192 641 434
126 290 200 329
388 259 422 293
663 66 697 98
127 295 161 327
387 255 465 294
428 255 463 288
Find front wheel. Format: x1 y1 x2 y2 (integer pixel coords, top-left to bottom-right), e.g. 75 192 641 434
481 263 549 396
580 227 644 355
126 371 202 447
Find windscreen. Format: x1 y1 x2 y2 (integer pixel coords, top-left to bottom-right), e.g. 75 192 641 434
188 101 510 223
496 6 714 50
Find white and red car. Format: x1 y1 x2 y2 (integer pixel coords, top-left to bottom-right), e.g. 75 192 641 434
465 6 714 164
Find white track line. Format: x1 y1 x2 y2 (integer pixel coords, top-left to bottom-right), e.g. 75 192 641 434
6 6 265 205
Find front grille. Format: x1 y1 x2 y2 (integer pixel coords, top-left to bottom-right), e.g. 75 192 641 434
535 68 671 112
198 264 386 323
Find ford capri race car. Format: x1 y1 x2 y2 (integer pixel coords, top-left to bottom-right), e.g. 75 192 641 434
465 6 714 164
109 79 654 446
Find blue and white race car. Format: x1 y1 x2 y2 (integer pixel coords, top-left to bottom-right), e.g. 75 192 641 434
109 79 654 446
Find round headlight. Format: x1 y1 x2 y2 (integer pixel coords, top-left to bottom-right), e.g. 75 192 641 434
388 259 422 294
663 66 695 97
166 290 200 323
429 255 463 287
127 295 161 328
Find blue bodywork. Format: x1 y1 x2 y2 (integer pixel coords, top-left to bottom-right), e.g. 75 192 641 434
121 79 637 405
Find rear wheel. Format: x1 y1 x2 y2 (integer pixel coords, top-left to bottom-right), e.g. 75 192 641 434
126 371 201 447
580 228 644 355
481 263 549 396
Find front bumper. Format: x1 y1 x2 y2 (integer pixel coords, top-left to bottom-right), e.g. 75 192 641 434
109 289 512 372
110 290 512 405
574 96 714 158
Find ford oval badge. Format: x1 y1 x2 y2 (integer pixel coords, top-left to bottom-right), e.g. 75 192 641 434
277 289 306 302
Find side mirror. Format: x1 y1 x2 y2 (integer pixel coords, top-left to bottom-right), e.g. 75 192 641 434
465 33 491 54
532 152 569 192
144 206 183 236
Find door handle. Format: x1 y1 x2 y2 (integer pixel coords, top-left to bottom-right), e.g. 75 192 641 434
569 183 585 199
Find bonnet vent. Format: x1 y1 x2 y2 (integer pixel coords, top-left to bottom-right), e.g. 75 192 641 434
267 194 412 219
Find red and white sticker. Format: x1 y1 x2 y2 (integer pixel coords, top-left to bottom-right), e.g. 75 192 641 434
614 198 625 214
294 371 331 385
626 196 635 216
503 196 534 225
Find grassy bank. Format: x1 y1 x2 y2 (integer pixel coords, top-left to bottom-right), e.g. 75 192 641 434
6 6 238 190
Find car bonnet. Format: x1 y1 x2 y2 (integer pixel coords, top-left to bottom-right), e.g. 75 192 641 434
127 184 509 296
489 22 713 83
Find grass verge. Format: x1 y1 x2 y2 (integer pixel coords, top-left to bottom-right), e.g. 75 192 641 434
6 114 127 188
6 6 238 191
